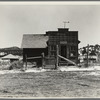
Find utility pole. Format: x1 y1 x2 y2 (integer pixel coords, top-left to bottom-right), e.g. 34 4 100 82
86 44 89 67
63 21 69 28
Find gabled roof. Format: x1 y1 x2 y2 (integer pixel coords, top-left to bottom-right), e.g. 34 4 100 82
21 34 48 48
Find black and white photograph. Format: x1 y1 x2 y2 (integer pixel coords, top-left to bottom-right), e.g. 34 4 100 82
0 1 100 98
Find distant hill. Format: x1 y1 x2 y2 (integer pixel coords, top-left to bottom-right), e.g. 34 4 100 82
0 46 22 50
0 46 23 56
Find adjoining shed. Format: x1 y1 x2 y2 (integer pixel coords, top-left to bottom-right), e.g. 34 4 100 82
21 34 48 67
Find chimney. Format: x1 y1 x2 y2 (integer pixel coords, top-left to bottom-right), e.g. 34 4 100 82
58 28 69 32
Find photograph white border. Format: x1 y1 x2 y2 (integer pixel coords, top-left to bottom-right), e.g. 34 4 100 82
0 1 100 99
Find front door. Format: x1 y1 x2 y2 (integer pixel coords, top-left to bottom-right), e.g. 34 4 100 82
61 45 67 61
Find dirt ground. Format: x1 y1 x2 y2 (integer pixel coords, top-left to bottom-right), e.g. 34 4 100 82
0 70 100 98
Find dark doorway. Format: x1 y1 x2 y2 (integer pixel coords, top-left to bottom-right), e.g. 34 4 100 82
61 45 67 61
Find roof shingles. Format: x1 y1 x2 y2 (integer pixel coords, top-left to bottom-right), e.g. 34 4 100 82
21 34 48 48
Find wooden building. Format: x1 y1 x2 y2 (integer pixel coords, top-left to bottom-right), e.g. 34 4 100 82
21 34 48 67
46 28 80 66
1 54 19 63
21 28 80 68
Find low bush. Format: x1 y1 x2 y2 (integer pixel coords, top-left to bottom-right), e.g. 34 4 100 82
0 61 10 70
0 65 10 70
9 60 23 70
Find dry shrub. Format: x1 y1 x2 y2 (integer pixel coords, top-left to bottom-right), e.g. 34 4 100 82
9 60 23 70
0 61 10 70
0 65 10 70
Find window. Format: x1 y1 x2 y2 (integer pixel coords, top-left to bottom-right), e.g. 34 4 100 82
70 51 76 58
50 45 56 51
70 46 77 57
51 52 56 56
71 46 76 51
50 45 56 56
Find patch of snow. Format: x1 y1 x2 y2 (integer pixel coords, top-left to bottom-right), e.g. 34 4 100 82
87 72 100 76
25 68 46 73
0 68 47 74
1 66 100 75
94 66 100 70
59 66 94 72
0 70 21 75
59 66 100 76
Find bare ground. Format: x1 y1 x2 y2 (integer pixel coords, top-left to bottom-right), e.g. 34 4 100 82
0 70 100 98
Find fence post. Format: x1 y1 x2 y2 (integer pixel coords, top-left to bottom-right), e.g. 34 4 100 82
55 45 59 69
42 52 45 69
25 54 27 70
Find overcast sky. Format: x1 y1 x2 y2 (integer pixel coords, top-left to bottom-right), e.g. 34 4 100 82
0 2 100 48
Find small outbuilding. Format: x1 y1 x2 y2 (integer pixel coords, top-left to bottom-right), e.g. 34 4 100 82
21 34 48 67
1 54 19 62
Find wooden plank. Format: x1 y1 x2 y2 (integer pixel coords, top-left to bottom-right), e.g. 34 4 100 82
58 55 76 66
60 41 67 44
27 56 42 59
